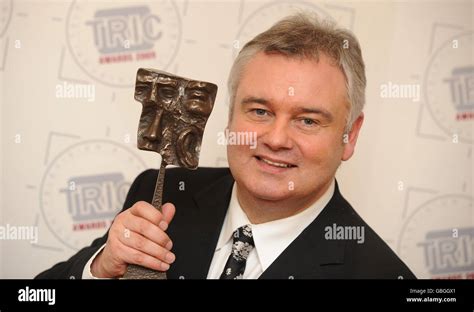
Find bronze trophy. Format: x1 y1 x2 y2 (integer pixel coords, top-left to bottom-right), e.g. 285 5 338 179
122 68 218 279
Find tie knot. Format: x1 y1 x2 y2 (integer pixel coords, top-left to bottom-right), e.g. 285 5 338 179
231 225 255 261
233 225 254 244
220 225 255 279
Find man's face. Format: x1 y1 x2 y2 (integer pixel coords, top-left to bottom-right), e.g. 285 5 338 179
134 69 217 169
227 52 363 206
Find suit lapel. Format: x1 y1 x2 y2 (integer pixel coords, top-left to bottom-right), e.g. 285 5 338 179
169 173 350 279
168 171 234 279
259 182 348 279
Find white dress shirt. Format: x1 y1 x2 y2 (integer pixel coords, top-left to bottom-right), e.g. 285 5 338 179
206 180 335 279
84 180 335 279
83 244 107 279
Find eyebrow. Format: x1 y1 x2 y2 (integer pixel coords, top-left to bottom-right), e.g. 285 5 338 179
157 77 178 87
187 82 215 94
187 86 212 94
241 96 269 106
241 96 333 122
292 107 333 122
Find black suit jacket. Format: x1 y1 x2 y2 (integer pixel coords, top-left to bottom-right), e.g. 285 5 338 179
36 167 416 279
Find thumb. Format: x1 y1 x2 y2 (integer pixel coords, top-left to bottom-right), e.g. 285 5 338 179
161 202 176 225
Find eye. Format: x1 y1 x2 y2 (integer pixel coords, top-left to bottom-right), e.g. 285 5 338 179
186 89 209 101
254 108 267 116
184 100 212 117
300 118 319 127
159 86 177 99
135 84 150 97
303 118 314 125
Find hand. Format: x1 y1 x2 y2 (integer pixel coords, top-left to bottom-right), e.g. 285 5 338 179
91 201 176 278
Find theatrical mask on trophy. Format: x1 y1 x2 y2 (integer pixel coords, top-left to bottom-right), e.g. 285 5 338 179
134 68 218 169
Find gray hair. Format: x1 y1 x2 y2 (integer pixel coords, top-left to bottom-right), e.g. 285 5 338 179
227 13 366 132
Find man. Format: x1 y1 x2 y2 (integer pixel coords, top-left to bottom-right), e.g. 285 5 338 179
36 13 416 279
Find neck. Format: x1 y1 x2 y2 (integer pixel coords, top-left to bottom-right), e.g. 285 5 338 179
236 180 333 224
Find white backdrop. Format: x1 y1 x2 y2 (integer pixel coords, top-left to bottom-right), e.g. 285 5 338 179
0 0 472 278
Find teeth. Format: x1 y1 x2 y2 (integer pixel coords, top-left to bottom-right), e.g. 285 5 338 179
260 157 292 168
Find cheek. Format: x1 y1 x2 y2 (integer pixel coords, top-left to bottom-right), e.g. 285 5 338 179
229 113 254 131
226 140 251 161
227 145 255 174
297 134 344 166
228 118 262 146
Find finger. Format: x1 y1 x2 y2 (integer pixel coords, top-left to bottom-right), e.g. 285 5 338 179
122 216 173 250
129 201 163 226
120 242 171 272
160 203 176 230
118 228 175 265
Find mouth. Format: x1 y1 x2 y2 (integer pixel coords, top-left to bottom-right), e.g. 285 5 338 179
139 139 158 151
255 155 297 169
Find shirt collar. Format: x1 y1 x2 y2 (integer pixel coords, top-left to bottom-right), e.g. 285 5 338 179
216 179 335 271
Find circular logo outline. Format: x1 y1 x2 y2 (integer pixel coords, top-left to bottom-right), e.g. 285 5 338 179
423 31 473 143
39 139 148 250
0 0 13 38
65 0 182 88
397 194 473 278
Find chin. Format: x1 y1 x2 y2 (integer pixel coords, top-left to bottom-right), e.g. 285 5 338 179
245 180 293 201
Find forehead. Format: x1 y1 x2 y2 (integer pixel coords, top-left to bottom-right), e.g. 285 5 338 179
136 68 187 83
237 52 348 110
136 68 213 90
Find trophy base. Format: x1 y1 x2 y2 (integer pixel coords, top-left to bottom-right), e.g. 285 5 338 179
121 264 167 280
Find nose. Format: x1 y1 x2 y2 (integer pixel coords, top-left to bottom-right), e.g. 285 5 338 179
144 109 164 142
260 119 293 151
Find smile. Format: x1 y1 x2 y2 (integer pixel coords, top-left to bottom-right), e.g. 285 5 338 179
255 156 296 168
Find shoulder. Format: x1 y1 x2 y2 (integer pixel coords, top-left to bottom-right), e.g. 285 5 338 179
126 166 232 204
136 167 231 189
333 188 417 279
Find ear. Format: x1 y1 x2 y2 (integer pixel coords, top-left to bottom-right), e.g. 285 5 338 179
342 113 364 161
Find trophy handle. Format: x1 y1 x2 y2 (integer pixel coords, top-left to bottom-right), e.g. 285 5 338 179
122 160 168 280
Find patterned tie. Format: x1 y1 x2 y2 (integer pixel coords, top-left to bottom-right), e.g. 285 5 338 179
220 224 255 279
